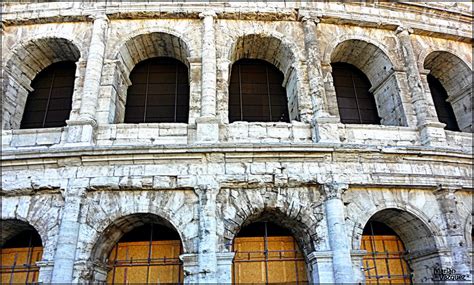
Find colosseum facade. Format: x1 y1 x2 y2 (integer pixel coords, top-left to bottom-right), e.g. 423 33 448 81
1 1 472 284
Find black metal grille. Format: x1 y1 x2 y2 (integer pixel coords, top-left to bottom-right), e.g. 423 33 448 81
332 62 380 124
229 59 290 123
20 61 76 129
427 74 460 131
124 57 189 123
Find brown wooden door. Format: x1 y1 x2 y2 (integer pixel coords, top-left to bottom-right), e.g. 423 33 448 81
1 247 43 283
107 240 183 284
233 236 308 284
361 235 412 284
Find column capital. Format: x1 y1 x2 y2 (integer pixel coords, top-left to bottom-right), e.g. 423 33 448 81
301 15 320 25
89 12 109 22
433 184 461 197
199 10 217 19
194 184 219 198
321 182 348 200
396 25 413 36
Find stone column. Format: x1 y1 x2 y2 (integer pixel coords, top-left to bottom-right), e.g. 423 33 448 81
300 14 340 143
195 185 219 283
66 13 108 144
196 10 219 143
307 251 334 283
396 26 446 146
322 182 354 283
433 185 472 280
51 187 85 283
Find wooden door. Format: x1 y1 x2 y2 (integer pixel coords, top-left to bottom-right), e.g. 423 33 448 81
107 240 183 284
233 236 308 284
1 246 42 283
361 235 412 284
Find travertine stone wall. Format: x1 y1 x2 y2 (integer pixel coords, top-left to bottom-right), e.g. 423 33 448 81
1 1 472 284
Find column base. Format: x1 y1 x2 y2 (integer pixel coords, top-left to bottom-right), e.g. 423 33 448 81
36 260 54 283
180 253 199 284
65 119 97 145
312 116 340 143
216 252 235 283
419 121 447 147
351 249 367 283
195 116 220 143
307 250 334 283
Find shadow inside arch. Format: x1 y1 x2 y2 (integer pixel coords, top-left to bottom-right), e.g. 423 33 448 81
89 213 184 265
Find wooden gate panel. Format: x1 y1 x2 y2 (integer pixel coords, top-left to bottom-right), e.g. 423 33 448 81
1 247 42 284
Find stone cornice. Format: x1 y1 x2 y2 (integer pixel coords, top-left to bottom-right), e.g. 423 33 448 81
2 3 472 43
1 143 472 163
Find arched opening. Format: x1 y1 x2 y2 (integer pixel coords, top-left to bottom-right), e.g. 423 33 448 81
426 74 460 131
232 221 308 284
330 39 406 126
20 61 76 129
112 32 191 124
1 220 43 283
228 34 300 122
357 209 441 283
3 37 80 130
331 62 380 124
229 59 289 123
124 57 189 123
423 51 472 132
106 223 183 284
90 214 184 284
362 221 412 284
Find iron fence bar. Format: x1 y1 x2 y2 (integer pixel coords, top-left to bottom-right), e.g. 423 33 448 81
25 232 34 283
41 67 56 128
263 222 269 285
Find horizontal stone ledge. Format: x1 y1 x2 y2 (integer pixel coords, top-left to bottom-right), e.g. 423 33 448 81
1 142 471 163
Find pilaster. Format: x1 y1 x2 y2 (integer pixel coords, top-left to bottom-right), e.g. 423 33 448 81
396 26 446 146
300 14 340 144
197 10 219 143
321 182 355 283
67 13 108 144
194 184 219 283
51 187 86 283
433 185 472 280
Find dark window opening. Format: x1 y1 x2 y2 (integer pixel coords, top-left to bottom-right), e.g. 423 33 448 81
332 62 380 124
427 74 460 132
20 61 76 129
229 59 290 123
124 57 189 124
